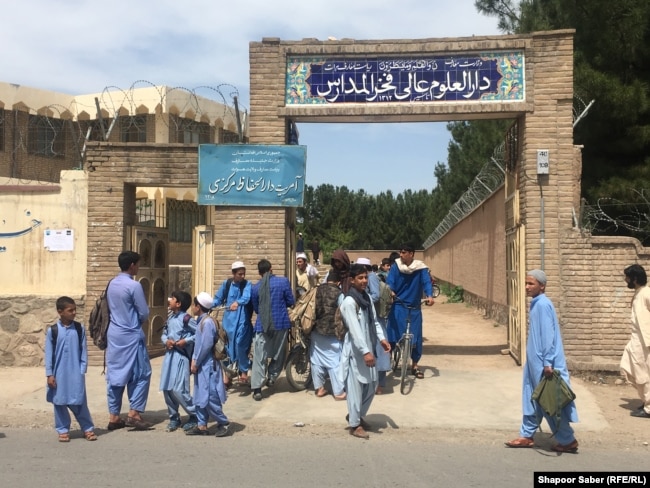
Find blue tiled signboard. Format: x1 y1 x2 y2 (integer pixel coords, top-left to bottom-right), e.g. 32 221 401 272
198 144 307 207
286 52 524 104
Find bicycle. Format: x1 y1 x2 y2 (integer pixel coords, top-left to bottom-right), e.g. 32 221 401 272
284 319 312 391
391 297 426 395
430 274 441 298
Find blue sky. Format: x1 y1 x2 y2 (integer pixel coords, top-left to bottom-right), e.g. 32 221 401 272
1 0 500 195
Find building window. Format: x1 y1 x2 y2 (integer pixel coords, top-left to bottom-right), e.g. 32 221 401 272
167 199 206 243
79 118 110 142
0 110 4 151
176 117 211 144
28 115 65 157
136 198 157 226
120 115 147 142
219 127 242 143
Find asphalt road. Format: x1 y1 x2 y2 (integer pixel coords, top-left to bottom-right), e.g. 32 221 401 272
1 427 648 488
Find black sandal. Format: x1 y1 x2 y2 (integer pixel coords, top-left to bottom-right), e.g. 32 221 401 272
411 368 424 379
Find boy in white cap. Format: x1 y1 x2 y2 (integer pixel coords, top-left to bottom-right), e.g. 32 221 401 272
213 261 253 385
186 292 230 437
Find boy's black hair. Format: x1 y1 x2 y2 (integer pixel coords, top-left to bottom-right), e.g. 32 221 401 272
118 250 141 271
381 258 391 266
388 251 400 264
258 259 272 275
56 296 76 311
399 243 416 253
326 269 341 283
349 263 368 278
171 290 192 312
624 264 648 286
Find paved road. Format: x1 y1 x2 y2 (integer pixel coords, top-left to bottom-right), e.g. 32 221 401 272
1 301 647 487
1 427 648 488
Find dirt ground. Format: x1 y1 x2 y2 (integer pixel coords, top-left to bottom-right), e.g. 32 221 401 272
1 296 648 450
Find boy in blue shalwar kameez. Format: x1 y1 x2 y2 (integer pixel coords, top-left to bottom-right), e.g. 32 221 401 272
160 290 197 432
45 296 96 442
186 292 230 437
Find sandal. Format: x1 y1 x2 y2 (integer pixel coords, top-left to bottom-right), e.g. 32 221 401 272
315 387 328 398
84 430 97 441
504 437 534 448
551 440 579 453
58 433 70 443
411 368 424 379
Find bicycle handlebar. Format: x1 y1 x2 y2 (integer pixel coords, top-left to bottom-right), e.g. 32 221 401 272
392 295 428 309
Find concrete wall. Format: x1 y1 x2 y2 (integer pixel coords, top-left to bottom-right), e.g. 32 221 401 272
424 186 507 323
0 170 88 366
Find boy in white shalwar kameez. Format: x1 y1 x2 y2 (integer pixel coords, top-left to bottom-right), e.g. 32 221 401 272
338 263 391 439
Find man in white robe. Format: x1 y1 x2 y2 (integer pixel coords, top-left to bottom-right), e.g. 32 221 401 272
622 264 650 419
338 263 390 439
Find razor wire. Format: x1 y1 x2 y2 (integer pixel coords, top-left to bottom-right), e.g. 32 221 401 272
579 192 650 245
5 80 245 181
423 93 595 248
422 145 506 248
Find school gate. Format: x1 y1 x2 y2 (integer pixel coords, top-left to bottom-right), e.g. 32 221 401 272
86 30 575 366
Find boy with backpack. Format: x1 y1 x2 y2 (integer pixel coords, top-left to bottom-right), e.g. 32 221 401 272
160 290 197 432
212 261 253 385
186 292 230 437
45 296 96 442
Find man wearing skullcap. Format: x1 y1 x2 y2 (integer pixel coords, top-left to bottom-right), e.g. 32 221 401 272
505 269 579 452
212 261 253 385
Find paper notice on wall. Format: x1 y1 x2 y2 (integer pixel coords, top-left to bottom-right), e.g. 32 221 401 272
44 229 74 251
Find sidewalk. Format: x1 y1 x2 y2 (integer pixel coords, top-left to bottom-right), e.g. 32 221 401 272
0 301 608 434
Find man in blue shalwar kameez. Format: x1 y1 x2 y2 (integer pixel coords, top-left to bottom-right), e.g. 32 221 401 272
212 261 253 385
105 250 152 431
186 292 230 437
386 243 435 378
505 269 579 452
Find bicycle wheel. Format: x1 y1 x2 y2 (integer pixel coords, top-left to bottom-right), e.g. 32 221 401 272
391 344 401 373
432 284 441 298
285 345 311 391
399 335 411 394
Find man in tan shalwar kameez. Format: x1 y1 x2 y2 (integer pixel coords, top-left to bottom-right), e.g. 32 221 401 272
622 264 650 419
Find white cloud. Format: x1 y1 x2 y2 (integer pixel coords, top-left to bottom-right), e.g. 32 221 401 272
1 0 500 194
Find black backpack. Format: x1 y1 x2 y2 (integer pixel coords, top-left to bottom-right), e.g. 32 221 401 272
89 280 112 350
48 321 83 367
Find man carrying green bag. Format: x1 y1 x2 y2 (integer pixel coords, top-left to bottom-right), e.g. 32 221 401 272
505 269 579 453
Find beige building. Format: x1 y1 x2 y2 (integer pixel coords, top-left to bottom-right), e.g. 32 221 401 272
0 83 247 366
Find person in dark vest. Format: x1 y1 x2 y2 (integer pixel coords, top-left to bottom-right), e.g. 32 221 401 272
310 270 346 400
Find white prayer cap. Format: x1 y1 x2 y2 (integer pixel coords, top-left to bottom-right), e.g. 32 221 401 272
356 257 372 267
231 261 245 270
196 292 213 310
296 253 308 261
527 269 547 285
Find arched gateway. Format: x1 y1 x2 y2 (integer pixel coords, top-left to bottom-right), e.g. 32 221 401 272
86 30 578 366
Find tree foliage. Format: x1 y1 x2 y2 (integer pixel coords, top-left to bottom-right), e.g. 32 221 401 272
475 0 650 206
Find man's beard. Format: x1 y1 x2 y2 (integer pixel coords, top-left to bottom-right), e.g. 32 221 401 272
627 280 636 289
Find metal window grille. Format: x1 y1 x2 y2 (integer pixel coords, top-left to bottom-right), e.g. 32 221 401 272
167 198 206 242
28 115 65 158
135 198 159 226
120 115 147 142
176 118 211 144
